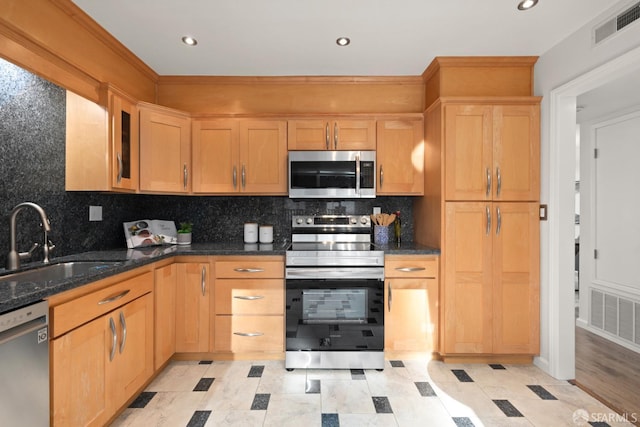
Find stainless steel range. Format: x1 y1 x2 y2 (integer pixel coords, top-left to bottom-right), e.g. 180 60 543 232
285 214 385 370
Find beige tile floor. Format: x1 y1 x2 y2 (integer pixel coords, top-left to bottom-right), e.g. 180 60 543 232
112 359 633 427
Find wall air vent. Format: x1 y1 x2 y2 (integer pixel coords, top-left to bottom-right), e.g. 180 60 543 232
590 288 640 350
594 1 640 44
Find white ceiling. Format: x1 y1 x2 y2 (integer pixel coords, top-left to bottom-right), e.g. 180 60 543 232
71 0 616 76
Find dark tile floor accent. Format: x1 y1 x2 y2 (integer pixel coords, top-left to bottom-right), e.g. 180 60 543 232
186 410 211 427
321 413 340 427
198 360 212 365
305 379 321 394
415 381 437 397
372 396 393 414
128 391 156 408
390 360 405 367
350 369 366 380
250 393 270 410
453 417 476 427
193 377 214 392
248 365 265 378
493 399 524 417
451 369 474 382
489 363 506 370
589 422 612 427
527 384 558 400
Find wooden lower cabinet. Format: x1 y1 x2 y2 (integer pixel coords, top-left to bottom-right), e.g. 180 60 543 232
51 272 154 427
154 263 177 369
384 255 439 356
442 202 539 356
213 256 284 357
175 261 212 352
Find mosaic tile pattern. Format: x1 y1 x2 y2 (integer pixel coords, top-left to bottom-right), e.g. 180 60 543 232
113 359 631 427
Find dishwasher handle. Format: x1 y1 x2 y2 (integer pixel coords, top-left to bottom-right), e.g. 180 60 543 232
0 300 48 346
0 316 47 346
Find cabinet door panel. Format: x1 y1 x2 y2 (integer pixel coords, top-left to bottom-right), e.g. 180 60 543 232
192 120 239 193
139 107 191 193
113 294 154 408
492 203 539 354
493 105 540 201
52 316 110 427
376 120 424 195
175 263 211 352
334 120 376 150
240 120 287 194
444 202 492 353
385 278 437 352
110 93 139 191
288 120 327 150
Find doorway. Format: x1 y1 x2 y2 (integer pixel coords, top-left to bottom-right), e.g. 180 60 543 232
547 44 640 380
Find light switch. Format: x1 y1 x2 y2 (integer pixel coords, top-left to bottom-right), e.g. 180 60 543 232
89 205 103 221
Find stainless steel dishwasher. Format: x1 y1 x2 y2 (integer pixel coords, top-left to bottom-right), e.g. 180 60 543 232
0 300 49 426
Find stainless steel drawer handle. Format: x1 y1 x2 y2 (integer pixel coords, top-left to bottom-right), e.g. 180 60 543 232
232 166 237 189
98 289 130 305
109 317 117 362
388 281 392 312
233 295 265 300
119 311 127 354
201 266 206 296
233 268 265 273
395 267 426 272
233 332 264 337
183 164 188 189
486 167 491 197
117 152 123 184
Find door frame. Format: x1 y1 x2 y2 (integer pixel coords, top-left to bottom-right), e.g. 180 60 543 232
545 45 640 379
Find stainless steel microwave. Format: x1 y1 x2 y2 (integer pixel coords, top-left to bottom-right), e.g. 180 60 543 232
288 151 376 198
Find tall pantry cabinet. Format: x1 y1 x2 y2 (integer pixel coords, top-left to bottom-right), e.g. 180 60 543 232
415 57 541 362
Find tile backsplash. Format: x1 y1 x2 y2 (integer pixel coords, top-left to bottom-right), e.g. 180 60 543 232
0 58 415 267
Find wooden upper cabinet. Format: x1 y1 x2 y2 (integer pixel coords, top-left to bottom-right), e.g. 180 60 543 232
192 119 239 193
288 119 375 150
444 102 539 202
493 105 540 201
192 119 287 194
139 103 191 193
108 87 139 192
376 119 424 195
240 120 288 194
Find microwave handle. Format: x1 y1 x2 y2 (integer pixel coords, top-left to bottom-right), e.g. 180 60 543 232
355 154 361 195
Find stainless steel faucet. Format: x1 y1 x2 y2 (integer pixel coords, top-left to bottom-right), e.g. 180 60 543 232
6 202 53 270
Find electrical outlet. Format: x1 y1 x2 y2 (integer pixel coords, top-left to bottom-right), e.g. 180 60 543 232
89 205 103 221
373 206 381 215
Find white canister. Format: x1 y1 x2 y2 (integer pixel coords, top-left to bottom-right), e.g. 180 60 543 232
244 222 258 243
259 225 273 243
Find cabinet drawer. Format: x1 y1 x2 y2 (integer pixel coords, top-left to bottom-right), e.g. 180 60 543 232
215 260 284 279
385 256 438 278
51 271 153 338
215 279 284 315
214 315 283 353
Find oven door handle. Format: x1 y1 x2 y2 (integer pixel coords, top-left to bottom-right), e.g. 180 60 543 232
286 268 384 280
388 281 392 312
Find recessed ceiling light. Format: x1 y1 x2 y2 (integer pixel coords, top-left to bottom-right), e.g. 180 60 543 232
517 0 538 10
181 36 198 46
336 37 351 47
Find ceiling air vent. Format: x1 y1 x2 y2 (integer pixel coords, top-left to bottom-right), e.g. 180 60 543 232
594 1 640 44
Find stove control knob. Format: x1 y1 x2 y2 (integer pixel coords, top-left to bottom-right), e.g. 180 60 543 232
361 216 368 224
296 218 304 224
350 217 357 224
306 217 313 224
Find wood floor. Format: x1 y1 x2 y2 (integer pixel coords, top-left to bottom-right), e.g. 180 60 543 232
575 326 640 425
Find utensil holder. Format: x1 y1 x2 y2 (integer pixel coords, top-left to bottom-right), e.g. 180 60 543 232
374 225 389 245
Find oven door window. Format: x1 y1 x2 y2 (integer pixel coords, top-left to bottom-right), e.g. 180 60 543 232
302 289 367 323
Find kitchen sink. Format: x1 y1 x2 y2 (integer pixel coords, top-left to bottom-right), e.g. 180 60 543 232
0 261 123 285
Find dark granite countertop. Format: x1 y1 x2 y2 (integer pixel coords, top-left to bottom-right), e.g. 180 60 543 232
0 241 439 314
